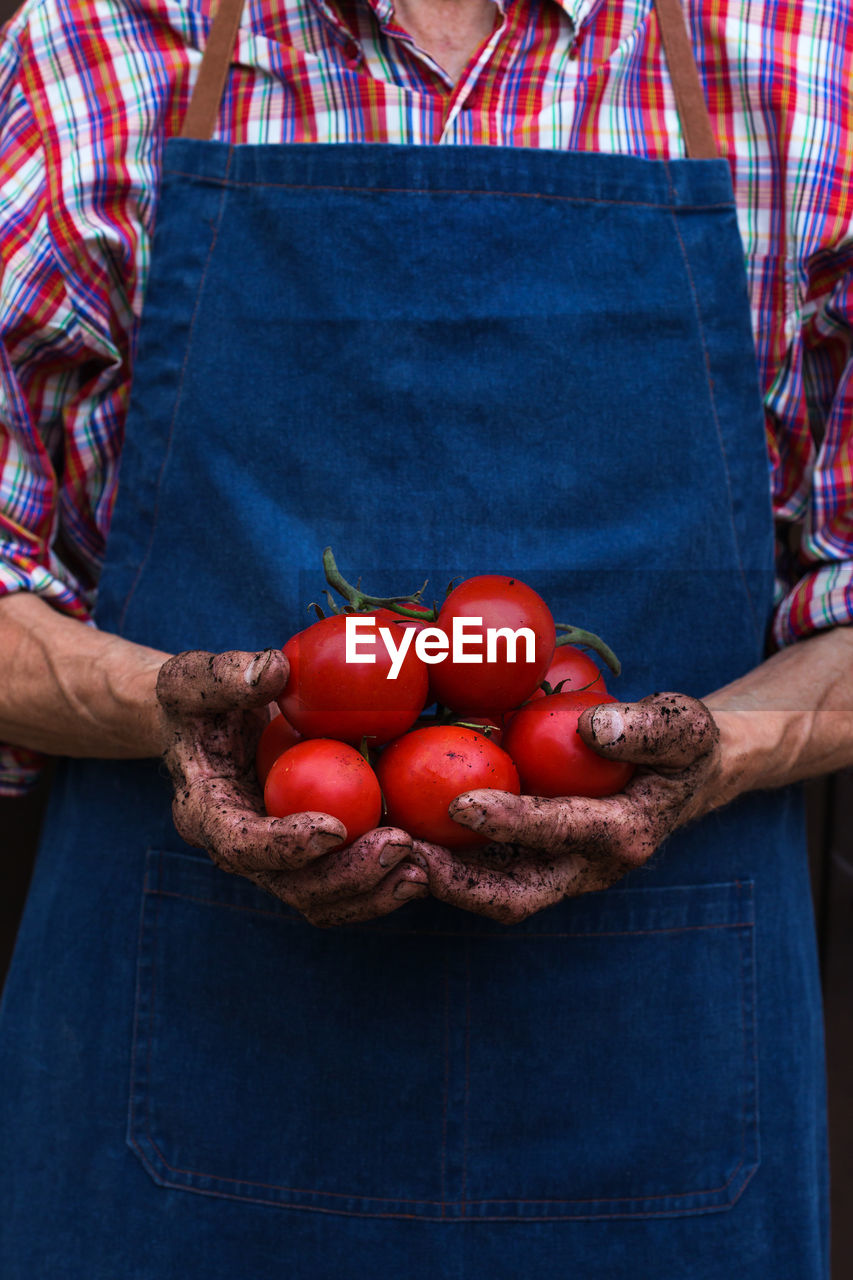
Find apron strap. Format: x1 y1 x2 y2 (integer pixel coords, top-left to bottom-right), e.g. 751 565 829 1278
653 0 717 158
180 0 246 143
180 0 719 159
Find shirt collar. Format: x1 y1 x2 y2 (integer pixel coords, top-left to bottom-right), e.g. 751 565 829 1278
368 0 394 24
302 0 601 45
549 0 600 25
349 0 601 30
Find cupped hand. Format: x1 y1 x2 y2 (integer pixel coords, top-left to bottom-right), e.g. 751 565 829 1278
417 693 721 923
155 649 428 925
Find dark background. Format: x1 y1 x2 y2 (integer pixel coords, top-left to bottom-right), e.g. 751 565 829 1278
0 0 849 1270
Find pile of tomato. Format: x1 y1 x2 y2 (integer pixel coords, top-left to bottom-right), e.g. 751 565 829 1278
257 553 633 850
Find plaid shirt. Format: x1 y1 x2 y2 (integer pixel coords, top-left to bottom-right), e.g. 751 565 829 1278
1 0 851 791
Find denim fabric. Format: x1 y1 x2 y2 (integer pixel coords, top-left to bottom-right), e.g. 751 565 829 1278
0 142 828 1277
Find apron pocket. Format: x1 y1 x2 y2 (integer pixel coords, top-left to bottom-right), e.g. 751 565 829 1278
128 848 454 1217
128 851 758 1220
460 877 759 1220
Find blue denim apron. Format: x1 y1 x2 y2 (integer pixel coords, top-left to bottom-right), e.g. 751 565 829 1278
0 1 828 1276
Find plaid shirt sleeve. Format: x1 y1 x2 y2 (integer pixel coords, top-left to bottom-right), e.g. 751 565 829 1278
770 244 853 648
0 6 146 793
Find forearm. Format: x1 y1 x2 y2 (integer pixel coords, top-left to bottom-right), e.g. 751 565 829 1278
701 625 853 811
0 592 170 759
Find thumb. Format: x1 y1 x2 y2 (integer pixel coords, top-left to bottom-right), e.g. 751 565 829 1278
577 692 719 770
156 648 289 715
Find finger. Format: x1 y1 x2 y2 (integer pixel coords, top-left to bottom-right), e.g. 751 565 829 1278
172 776 346 871
416 839 570 924
295 863 430 928
157 649 289 715
211 810 348 871
577 692 719 770
284 827 423 905
449 789 625 853
448 787 670 870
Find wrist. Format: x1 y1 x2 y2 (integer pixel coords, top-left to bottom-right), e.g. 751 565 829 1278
106 641 170 757
699 699 816 815
0 592 171 759
693 707 762 814
694 628 853 812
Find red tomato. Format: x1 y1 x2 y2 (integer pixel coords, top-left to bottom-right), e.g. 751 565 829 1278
502 690 635 799
533 645 606 698
376 725 520 849
503 646 607 731
429 575 556 716
278 609 429 746
263 739 382 847
255 712 302 786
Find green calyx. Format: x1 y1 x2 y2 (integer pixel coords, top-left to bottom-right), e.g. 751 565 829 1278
322 547 437 620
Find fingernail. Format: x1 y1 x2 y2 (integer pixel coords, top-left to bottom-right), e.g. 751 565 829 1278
591 706 624 746
449 799 486 831
394 879 428 901
378 841 409 868
245 652 273 686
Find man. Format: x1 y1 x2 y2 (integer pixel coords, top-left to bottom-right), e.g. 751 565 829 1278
0 0 850 1275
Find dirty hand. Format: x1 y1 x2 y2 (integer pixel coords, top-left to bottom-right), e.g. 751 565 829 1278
418 693 721 923
156 649 428 925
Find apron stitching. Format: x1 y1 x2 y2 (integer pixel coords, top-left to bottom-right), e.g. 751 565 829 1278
744 886 762 1173
161 174 733 213
662 174 764 648
130 871 756 1208
127 1137 753 1207
461 938 471 1213
143 871 166 1175
734 891 756 1200
141 887 755 935
126 851 159 1174
116 153 234 634
99 1178 759 1217
440 957 451 1216
662 152 677 208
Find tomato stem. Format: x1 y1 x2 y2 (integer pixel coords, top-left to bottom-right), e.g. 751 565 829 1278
554 624 621 676
540 674 605 696
453 720 501 738
322 590 345 615
323 547 437 620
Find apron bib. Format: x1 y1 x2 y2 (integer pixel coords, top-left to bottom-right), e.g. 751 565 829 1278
0 2 828 1275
